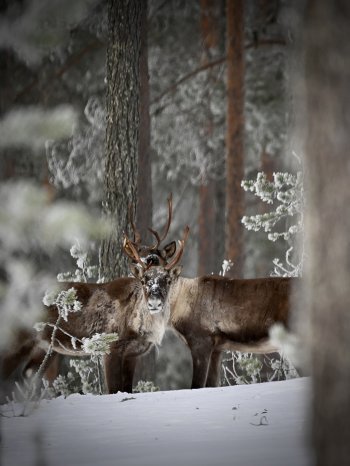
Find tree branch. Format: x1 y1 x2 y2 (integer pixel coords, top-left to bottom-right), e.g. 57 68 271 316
150 37 286 106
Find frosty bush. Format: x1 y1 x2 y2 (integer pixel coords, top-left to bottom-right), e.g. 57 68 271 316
133 380 160 393
0 0 94 65
57 240 99 283
0 106 78 150
37 244 118 396
218 166 305 386
222 351 298 386
0 181 109 351
43 288 82 322
46 97 105 204
51 358 107 397
241 169 304 277
82 333 119 358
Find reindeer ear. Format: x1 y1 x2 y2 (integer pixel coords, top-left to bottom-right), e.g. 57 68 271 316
129 264 144 279
170 265 182 278
162 241 176 259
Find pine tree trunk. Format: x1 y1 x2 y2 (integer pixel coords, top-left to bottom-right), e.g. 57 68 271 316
197 0 220 276
225 0 245 278
137 0 153 243
100 0 144 280
301 1 350 464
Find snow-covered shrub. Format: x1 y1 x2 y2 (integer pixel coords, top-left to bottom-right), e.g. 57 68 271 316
133 380 160 393
82 333 119 358
0 0 95 65
57 240 99 283
0 181 109 351
51 358 105 397
46 97 105 204
37 245 118 397
241 168 304 277
222 351 298 386
219 166 305 386
0 106 77 150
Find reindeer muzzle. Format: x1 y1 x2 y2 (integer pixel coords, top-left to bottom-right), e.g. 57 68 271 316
147 297 163 314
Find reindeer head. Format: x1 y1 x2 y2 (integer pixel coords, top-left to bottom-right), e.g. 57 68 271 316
130 265 181 314
123 194 177 267
127 226 189 314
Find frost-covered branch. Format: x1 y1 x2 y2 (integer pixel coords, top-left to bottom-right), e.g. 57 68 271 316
241 169 304 277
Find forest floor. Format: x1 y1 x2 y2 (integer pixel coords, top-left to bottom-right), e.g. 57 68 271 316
1 377 313 466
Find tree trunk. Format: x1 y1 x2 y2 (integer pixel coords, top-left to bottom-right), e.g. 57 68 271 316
197 0 220 276
301 1 350 464
225 0 245 278
137 0 153 243
100 0 144 280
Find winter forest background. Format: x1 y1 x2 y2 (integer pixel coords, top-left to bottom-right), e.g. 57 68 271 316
1 1 350 465
0 0 301 390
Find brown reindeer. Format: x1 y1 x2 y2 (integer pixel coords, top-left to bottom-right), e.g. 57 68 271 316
123 216 296 390
1 221 190 394
1 195 183 392
166 274 294 388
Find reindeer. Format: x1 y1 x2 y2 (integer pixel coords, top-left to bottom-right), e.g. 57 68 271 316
1 233 188 394
166 274 294 388
123 210 296 390
1 196 189 394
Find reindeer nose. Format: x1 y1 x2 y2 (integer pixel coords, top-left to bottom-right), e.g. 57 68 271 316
148 297 162 314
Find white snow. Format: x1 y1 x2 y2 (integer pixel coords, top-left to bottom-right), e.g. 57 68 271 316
1 378 313 466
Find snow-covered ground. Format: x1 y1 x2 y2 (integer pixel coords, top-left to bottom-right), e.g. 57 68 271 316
1 378 313 466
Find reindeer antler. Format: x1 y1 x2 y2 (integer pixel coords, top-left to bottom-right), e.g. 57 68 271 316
123 234 149 269
165 226 190 270
128 204 142 245
149 194 173 250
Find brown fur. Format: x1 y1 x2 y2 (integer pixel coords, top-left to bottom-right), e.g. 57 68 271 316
169 275 293 388
2 270 176 394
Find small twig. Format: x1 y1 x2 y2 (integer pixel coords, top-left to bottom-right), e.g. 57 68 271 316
250 415 269 426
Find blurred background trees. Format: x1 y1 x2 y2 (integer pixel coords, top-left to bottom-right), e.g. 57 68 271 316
0 0 296 391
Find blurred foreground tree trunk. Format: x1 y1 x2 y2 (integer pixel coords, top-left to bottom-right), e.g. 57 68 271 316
225 0 245 277
100 0 144 280
134 0 156 385
301 1 350 464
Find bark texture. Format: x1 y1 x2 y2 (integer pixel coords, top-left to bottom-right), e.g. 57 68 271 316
301 1 350 464
197 0 220 275
100 0 144 279
137 0 153 243
225 0 245 278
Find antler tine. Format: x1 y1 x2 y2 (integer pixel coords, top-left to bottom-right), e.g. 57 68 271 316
165 225 190 270
123 234 147 269
148 227 161 250
149 193 173 250
128 204 142 244
159 193 173 243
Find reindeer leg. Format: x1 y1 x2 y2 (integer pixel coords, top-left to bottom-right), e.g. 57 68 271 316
122 357 137 393
104 343 125 394
1 338 36 379
188 338 213 389
104 340 153 394
122 341 153 393
205 349 222 387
